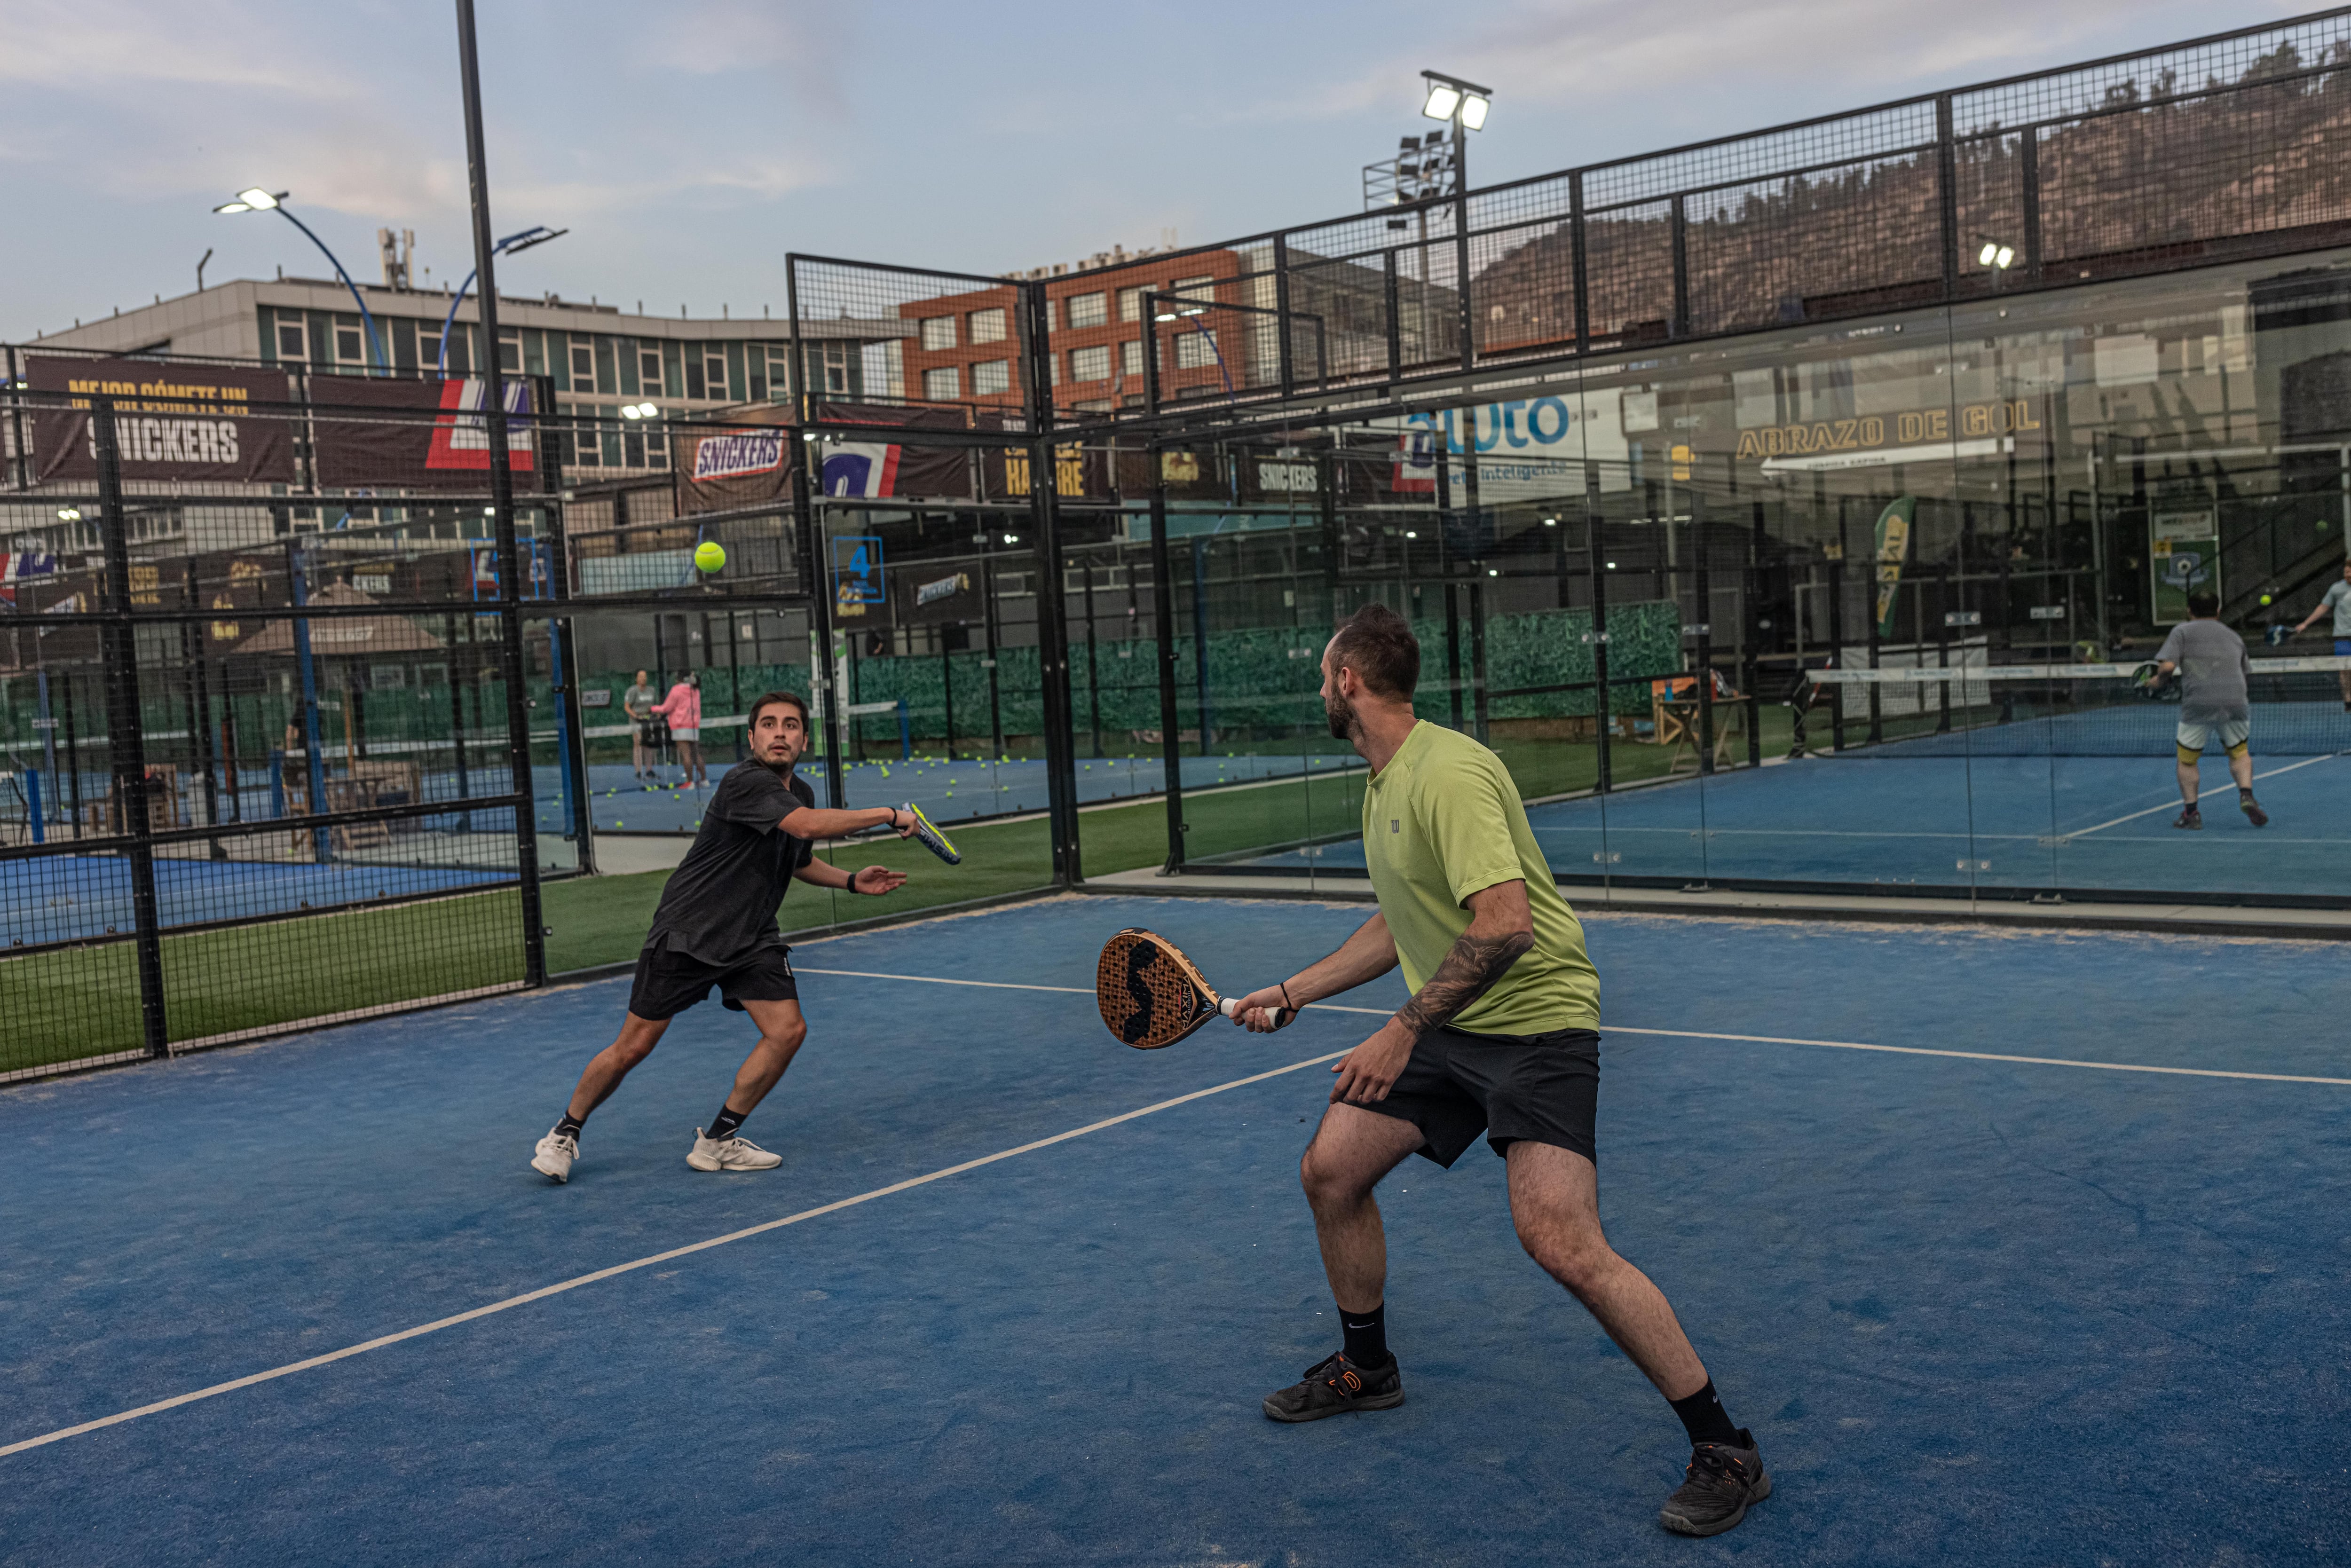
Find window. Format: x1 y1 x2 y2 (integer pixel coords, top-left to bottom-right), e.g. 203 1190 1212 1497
822 343 849 394
920 316 956 351
571 409 601 466
639 349 664 394
1067 292 1107 329
972 360 1010 395
1120 339 1144 377
497 328 521 373
706 352 729 401
569 341 596 388
967 307 1007 345
276 320 307 359
1171 275 1216 312
1068 344 1110 382
923 366 961 401
335 321 363 362
766 347 793 399
419 329 442 368
1117 286 1144 323
1049 353 1061 386
1176 328 1218 370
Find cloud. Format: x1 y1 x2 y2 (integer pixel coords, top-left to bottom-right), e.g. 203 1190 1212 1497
0 0 343 97
639 0 849 110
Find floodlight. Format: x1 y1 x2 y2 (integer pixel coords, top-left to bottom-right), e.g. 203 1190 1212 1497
1002 533 1018 544
213 201 251 214
1977 242 1998 266
620 404 642 420
1995 245 2015 268
57 507 82 522
236 188 280 210
1460 93 1489 130
1423 84 1461 121
1404 530 1419 539
1542 517 1557 526
1154 311 1178 322
1487 567 1499 576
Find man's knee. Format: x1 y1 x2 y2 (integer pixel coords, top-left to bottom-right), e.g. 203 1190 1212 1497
1299 1142 1376 1212
765 1016 807 1051
1515 1213 1616 1296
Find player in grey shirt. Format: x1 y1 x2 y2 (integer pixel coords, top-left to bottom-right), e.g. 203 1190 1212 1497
2153 591 2266 830
2288 557 2351 710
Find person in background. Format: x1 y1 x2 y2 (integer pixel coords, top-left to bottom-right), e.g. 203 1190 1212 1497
623 669 659 782
2288 557 2351 711
2154 591 2266 830
655 671 707 787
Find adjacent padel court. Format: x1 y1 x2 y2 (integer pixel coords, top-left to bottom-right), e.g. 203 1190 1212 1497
5 895 2343 1566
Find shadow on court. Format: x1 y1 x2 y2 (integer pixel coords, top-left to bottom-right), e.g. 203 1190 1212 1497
1 896 2344 1565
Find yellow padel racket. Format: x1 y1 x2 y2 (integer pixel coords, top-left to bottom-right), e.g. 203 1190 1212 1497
1096 927 1291 1049
902 802 961 865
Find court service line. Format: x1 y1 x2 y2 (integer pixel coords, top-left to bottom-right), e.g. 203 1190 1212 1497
798 969 2351 1087
2063 752 2343 838
0 1046 1348 1463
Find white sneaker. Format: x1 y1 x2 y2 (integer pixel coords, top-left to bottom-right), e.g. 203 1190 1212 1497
532 1128 578 1182
687 1129 782 1172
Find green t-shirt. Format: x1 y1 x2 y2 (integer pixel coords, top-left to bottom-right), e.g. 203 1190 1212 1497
1359 720 1600 1035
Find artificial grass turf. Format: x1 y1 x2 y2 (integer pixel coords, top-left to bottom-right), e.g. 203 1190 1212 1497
7 732 1745 1074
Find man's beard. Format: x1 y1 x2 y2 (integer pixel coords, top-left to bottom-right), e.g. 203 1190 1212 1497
1325 692 1358 741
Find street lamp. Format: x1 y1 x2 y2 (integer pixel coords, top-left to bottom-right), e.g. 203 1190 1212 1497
214 188 387 373
1976 238 2016 270
434 224 567 374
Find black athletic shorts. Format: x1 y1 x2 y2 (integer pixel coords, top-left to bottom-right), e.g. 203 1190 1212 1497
1358 1024 1600 1168
627 937 799 1020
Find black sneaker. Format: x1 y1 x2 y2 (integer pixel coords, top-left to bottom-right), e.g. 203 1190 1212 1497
2173 806 2203 830
1261 1351 1404 1423
1659 1430 1771 1536
2241 795 2269 827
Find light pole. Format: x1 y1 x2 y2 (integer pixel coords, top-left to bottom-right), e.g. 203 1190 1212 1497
1418 71 1491 194
435 224 567 373
213 188 387 372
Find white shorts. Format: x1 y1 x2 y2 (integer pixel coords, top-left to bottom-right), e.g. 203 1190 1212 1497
668 727 699 743
2176 719 2248 755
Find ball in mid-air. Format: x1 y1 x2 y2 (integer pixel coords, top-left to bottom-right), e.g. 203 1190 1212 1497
694 541 726 574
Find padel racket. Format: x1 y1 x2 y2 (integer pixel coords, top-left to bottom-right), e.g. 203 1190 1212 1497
902 801 961 865
1096 928 1291 1049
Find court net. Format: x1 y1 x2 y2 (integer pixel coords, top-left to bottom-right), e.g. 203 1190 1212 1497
1802 657 2351 758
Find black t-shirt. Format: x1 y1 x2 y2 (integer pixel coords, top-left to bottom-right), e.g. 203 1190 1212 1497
645 764 817 964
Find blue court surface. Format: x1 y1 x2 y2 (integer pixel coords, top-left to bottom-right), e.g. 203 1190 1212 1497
2 852 508 947
4 895 2347 1565
570 751 1361 835
1241 750 2351 898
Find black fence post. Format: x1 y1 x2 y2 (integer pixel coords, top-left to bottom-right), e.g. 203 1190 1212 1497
1692 485 1714 773
2020 129 2043 284
789 433 844 809
1587 468 1612 795
1747 499 1765 768
1274 235 1295 399
1147 442 1185 874
539 381 594 875
1936 94 1959 302
1570 173 1590 355
456 0 545 989
1670 194 1691 339
1023 280 1082 885
94 398 169 1058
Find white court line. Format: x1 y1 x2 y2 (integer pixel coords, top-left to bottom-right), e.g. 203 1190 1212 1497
0 1045 1346 1462
801 970 2351 1086
2062 752 2344 838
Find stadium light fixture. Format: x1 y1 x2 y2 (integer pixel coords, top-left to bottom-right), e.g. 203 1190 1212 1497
1977 238 2016 269
1460 93 1489 130
57 507 82 522
1421 71 1492 132
619 402 659 419
1422 83 1461 121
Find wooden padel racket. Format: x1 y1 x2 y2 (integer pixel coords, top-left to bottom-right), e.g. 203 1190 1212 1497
1096 928 1291 1049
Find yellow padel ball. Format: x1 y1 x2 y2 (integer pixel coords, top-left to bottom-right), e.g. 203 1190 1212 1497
694 541 726 573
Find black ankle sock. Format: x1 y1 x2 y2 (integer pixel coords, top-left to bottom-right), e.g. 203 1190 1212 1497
707 1105 748 1142
1339 1301 1390 1369
1668 1379 1741 1448
554 1113 584 1141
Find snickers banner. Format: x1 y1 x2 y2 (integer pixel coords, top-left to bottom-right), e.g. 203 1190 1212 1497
27 356 295 484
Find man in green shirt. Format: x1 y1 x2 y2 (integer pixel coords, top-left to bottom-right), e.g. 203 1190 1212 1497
1228 604 1766 1539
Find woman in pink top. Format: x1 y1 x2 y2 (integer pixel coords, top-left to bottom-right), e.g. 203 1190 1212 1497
652 673 706 785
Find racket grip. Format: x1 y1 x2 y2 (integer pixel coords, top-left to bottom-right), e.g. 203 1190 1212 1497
1219 997 1294 1026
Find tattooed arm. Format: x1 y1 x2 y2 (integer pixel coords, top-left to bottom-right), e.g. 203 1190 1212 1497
1330 880 1535 1104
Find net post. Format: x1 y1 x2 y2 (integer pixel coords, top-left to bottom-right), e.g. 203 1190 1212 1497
93 396 169 1058
539 375 595 875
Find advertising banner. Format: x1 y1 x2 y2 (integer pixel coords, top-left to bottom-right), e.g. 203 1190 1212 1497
677 425 792 514
26 356 295 484
1873 495 1916 638
895 565 983 627
1379 389 1628 500
2150 507 2220 623
309 373 536 488
832 535 888 625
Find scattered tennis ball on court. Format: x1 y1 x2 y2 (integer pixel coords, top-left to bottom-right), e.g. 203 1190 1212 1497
695 541 727 573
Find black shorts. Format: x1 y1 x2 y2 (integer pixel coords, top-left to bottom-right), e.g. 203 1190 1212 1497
1358 1024 1600 1168
627 938 799 1020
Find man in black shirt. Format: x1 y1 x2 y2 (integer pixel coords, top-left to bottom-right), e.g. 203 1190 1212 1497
531 691 916 1181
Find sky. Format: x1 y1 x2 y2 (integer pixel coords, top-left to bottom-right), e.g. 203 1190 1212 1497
0 0 2311 341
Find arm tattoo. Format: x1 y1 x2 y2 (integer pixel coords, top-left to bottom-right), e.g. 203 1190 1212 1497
1393 927 1535 1040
